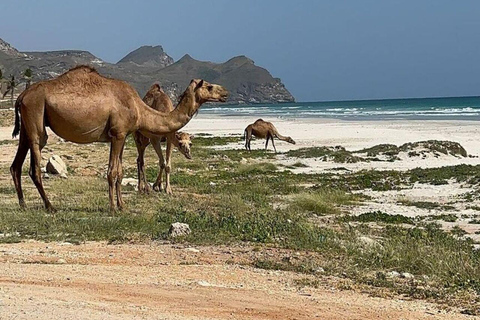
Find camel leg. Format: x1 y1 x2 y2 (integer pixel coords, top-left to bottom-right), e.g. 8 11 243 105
270 135 277 153
107 137 125 212
151 137 166 192
134 132 150 194
115 143 125 210
10 126 29 208
28 133 53 211
164 137 174 195
265 136 270 151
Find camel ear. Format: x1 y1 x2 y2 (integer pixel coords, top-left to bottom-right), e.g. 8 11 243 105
194 80 204 91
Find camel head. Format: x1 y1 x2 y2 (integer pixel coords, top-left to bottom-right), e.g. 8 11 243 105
174 132 194 159
190 79 228 103
286 137 296 144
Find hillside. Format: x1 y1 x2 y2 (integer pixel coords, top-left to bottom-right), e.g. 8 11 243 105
0 38 294 103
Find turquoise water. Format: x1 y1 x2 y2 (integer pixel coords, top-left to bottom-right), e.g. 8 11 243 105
203 96 480 120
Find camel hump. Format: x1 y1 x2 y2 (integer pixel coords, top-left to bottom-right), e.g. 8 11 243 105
255 118 264 123
67 65 98 74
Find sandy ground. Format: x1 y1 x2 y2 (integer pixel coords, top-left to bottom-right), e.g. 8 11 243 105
0 241 474 320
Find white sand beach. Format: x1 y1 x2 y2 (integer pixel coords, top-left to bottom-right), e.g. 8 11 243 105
184 114 480 171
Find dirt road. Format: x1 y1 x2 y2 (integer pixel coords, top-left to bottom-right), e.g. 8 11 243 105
0 242 472 320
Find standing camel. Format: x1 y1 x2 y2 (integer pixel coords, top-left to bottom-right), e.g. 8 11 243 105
135 83 194 194
11 66 228 211
244 119 295 152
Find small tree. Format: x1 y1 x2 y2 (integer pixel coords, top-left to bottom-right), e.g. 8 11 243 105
24 68 33 89
2 75 17 109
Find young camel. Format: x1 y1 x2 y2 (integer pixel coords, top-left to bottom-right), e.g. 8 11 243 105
244 119 295 152
11 66 228 211
135 84 194 194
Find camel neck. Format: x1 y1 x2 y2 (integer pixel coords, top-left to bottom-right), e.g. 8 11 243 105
137 90 198 136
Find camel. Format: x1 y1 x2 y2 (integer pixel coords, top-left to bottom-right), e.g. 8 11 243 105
135 84 194 194
10 66 228 211
244 119 295 152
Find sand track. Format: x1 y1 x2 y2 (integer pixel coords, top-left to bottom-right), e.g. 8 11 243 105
0 242 472 320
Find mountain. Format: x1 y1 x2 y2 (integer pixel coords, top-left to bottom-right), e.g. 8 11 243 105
117 45 174 68
0 38 294 103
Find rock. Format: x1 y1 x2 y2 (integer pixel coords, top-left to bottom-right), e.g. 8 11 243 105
41 167 47 173
401 272 414 279
168 222 191 238
121 178 138 187
313 267 325 274
57 258 66 264
357 236 382 248
197 280 212 287
64 155 74 160
240 158 248 164
43 173 50 179
184 247 200 253
386 271 401 278
46 155 67 175
209 182 216 186
60 173 68 179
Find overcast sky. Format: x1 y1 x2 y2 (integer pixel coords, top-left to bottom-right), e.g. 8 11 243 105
1 0 479 102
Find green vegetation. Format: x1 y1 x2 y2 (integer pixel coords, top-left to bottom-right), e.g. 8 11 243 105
291 189 358 215
286 140 468 163
286 146 363 163
397 199 456 211
343 211 414 224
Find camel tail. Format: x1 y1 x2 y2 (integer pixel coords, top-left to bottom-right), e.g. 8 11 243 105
12 97 21 138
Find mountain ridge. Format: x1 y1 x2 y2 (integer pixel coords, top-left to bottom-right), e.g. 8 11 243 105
0 38 294 103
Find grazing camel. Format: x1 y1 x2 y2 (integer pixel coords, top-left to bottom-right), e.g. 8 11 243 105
11 66 228 211
244 119 295 152
135 84 194 194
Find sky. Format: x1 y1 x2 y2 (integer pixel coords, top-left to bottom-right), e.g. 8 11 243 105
1 0 480 102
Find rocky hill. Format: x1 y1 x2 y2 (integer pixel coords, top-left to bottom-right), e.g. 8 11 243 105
0 38 294 103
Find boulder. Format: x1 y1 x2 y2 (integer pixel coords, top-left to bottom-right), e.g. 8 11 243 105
46 155 67 175
168 222 191 238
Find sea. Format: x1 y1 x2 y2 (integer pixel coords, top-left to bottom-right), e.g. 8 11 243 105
202 96 480 121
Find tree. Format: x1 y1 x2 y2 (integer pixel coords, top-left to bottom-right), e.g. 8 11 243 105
24 68 33 88
2 75 17 109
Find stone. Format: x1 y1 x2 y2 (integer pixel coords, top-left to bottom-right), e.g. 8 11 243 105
168 222 191 238
313 267 325 274
401 272 414 279
386 271 401 278
43 173 50 179
357 236 382 248
184 247 200 253
46 155 67 175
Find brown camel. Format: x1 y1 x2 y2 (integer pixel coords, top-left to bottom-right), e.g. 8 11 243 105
134 84 194 194
11 66 228 211
244 119 295 152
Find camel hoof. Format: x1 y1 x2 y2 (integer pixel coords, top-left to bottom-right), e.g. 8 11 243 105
165 187 173 195
153 184 163 192
19 199 27 209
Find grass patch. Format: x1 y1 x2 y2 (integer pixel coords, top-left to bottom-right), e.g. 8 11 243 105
344 211 414 224
291 190 358 215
